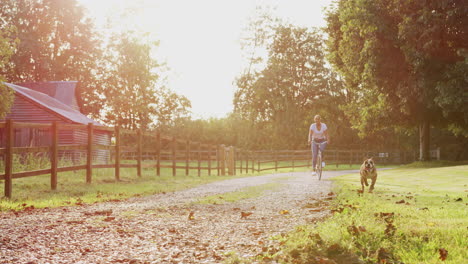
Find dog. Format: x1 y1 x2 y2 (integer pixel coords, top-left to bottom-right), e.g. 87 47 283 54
360 158 377 193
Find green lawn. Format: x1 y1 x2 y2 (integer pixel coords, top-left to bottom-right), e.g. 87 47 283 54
0 156 381 211
263 162 468 264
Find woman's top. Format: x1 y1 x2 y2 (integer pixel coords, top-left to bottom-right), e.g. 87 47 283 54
310 123 327 140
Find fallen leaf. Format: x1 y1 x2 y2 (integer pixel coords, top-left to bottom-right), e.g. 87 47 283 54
395 200 405 204
439 248 448 261
279 210 289 215
241 212 253 219
385 223 396 237
103 216 115 222
309 209 323 212
84 209 113 216
377 247 392 262
347 225 360 236
188 211 195 220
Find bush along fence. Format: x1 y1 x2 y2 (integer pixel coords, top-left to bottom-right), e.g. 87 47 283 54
0 120 422 198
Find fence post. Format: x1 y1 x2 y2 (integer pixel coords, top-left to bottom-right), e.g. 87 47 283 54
51 121 58 190
137 129 142 177
197 142 202 177
232 147 235 175
172 136 176 176
239 149 242 174
4 119 13 198
227 147 231 175
217 145 221 176
86 122 94 184
156 130 161 176
115 126 120 181
220 144 226 176
186 140 190 176
208 145 212 176
227 146 233 176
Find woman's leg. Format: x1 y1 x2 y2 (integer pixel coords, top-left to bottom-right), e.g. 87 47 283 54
319 142 327 161
312 142 319 170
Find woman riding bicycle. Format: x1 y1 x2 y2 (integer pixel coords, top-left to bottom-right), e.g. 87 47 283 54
308 115 330 175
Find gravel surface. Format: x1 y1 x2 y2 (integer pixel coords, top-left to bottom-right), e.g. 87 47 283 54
0 170 359 264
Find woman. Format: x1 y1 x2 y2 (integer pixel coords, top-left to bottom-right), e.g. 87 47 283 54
308 115 330 175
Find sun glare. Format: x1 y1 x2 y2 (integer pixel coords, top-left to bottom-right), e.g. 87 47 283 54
77 0 332 119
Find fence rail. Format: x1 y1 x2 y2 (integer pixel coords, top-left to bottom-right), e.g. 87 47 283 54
0 120 427 198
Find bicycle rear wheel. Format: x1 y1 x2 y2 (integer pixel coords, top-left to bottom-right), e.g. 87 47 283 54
316 152 322 180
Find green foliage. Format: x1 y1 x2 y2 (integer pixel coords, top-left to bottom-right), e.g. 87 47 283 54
234 12 356 149
0 25 17 118
0 0 103 117
101 31 191 130
325 0 468 158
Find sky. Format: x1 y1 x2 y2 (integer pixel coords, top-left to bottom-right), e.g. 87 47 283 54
77 0 333 119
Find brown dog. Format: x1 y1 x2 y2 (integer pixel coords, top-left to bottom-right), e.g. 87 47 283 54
360 158 377 193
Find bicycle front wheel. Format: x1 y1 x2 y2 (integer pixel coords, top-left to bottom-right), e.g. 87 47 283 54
317 153 322 180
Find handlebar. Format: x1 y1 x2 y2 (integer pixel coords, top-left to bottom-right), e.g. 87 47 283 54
308 140 328 145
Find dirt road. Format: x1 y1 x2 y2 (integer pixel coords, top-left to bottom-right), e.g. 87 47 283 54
0 170 359 263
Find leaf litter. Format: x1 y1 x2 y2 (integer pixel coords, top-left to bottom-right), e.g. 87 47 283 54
0 171 339 263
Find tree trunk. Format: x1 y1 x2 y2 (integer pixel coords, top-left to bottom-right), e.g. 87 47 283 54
419 119 430 161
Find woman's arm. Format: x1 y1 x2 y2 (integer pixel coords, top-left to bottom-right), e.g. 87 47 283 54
308 129 313 145
324 130 330 144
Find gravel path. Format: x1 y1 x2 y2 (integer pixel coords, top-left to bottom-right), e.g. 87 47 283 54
0 170 359 264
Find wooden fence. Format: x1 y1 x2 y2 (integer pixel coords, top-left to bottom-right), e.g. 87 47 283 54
0 120 419 198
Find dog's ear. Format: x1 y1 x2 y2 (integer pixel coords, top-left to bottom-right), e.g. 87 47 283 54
363 157 368 162
369 157 374 160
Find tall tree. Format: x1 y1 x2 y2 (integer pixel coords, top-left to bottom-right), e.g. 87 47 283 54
0 0 104 117
325 0 467 160
235 23 344 149
0 25 18 118
102 31 190 130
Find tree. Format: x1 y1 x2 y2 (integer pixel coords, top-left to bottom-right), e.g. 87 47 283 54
0 24 17 119
235 23 345 149
0 0 104 117
325 0 467 160
101 31 190 130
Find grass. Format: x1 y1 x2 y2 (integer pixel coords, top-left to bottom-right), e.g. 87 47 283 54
255 161 468 264
0 153 380 211
0 165 254 211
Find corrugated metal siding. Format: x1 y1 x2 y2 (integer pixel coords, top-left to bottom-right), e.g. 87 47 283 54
0 93 112 163
1 96 65 123
70 129 111 164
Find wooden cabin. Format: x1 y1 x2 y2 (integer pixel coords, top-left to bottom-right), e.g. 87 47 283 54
0 82 111 163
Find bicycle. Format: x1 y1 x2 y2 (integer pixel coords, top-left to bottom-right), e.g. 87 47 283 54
312 141 327 180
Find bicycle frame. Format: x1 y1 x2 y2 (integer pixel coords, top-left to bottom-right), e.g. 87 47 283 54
312 141 327 180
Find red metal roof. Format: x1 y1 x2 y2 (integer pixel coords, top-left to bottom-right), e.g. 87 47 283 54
4 83 102 126
18 81 80 111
